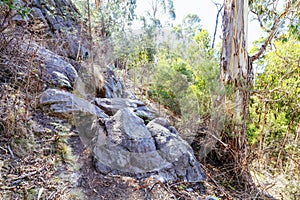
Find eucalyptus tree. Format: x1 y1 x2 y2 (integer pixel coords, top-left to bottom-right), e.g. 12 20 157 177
74 0 137 38
220 0 300 185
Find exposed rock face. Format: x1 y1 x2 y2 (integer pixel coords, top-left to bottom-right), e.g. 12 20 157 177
31 0 206 183
39 86 206 182
25 44 78 89
93 108 206 182
29 0 89 60
98 68 125 98
95 98 156 122
39 89 108 119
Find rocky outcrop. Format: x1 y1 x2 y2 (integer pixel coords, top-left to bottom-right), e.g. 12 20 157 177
31 0 206 184
28 0 89 59
93 108 206 182
39 84 206 182
25 44 78 89
39 89 108 119
95 98 156 122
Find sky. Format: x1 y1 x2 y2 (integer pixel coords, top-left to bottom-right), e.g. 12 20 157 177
136 0 262 49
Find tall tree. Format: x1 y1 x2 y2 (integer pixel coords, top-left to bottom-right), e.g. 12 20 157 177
221 0 250 156
220 0 300 185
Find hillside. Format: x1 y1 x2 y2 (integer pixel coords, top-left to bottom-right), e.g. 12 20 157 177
1 1 299 200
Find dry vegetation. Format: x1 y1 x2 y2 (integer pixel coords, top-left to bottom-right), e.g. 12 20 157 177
1 2 298 200
0 33 274 200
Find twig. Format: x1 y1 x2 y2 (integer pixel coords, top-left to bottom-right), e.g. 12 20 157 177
202 165 232 198
7 144 15 159
0 186 15 190
164 182 190 200
204 129 228 148
148 181 160 192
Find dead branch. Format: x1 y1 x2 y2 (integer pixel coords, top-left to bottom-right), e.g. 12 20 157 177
211 1 223 48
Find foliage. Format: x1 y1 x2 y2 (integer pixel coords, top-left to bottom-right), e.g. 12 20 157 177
140 0 176 29
149 22 219 117
249 0 300 48
74 0 137 38
249 37 299 145
0 0 31 33
248 37 300 198
0 0 31 18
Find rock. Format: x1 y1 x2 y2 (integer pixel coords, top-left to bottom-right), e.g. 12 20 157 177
93 108 206 182
39 89 108 119
95 98 156 121
25 43 78 89
95 98 143 115
29 0 90 59
39 88 109 146
98 68 125 98
149 118 178 135
94 108 168 175
147 119 206 182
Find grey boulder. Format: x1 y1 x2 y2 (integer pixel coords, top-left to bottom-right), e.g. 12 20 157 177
39 89 108 146
39 89 108 119
93 108 206 182
25 44 78 89
95 98 156 122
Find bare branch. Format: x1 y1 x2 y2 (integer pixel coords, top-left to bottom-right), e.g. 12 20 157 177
212 3 223 48
250 10 271 32
250 1 293 62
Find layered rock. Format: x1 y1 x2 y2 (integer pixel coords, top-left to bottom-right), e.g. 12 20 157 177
95 98 156 122
31 0 206 183
29 0 89 60
39 89 108 119
39 88 108 146
25 44 78 89
93 108 206 182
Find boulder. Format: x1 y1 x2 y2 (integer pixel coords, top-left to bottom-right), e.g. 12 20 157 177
39 89 108 119
93 108 206 182
147 119 206 182
39 88 108 146
98 68 125 98
95 98 156 121
94 108 168 175
25 44 78 89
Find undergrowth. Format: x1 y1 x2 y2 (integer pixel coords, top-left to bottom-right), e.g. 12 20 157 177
0 9 83 200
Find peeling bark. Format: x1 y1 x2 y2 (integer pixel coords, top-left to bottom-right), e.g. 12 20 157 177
221 0 251 149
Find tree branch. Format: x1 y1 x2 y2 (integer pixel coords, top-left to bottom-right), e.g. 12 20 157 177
250 10 271 32
250 1 294 62
212 3 223 48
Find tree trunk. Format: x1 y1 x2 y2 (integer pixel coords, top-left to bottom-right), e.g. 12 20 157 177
221 0 252 152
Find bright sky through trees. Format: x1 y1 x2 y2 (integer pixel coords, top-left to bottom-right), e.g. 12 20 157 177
136 0 262 49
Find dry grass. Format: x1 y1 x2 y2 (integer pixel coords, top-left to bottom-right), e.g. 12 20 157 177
0 18 83 199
